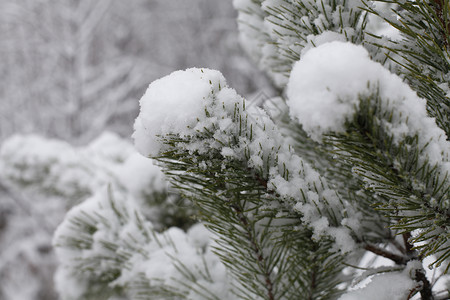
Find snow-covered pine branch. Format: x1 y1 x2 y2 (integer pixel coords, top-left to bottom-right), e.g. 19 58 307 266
53 186 234 300
133 67 374 298
7 0 447 299
0 132 195 231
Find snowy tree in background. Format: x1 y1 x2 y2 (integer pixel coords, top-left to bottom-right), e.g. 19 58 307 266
0 1 269 299
3 0 450 299
0 132 197 299
0 0 269 144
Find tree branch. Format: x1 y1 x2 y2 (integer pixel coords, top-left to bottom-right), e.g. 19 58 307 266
431 0 450 49
364 243 407 265
403 232 415 256
230 201 275 300
414 268 435 300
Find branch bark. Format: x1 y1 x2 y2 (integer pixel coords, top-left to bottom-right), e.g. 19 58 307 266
364 243 408 265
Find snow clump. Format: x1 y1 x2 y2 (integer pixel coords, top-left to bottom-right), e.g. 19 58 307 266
133 68 226 157
287 41 450 171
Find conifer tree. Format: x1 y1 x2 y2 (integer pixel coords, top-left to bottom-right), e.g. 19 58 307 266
2 0 450 299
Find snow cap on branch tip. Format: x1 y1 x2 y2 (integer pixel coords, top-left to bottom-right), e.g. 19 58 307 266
286 41 413 142
133 68 226 157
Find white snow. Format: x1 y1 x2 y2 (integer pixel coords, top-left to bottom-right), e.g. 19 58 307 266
287 42 449 171
338 261 420 300
287 41 389 141
117 152 167 196
133 68 226 157
53 186 236 300
0 132 167 199
133 67 362 254
300 31 347 57
0 134 93 200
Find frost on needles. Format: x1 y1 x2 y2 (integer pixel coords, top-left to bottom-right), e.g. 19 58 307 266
131 45 449 300
134 68 359 298
53 186 234 300
133 68 361 254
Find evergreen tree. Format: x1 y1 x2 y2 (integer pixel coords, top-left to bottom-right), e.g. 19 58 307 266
3 0 450 299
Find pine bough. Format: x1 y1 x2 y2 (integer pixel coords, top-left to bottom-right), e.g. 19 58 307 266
2 0 450 299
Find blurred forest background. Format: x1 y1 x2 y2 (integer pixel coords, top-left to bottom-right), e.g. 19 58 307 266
0 1 272 299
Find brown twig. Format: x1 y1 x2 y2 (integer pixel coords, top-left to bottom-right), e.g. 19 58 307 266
403 232 415 256
432 0 450 49
415 268 435 300
364 243 408 265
